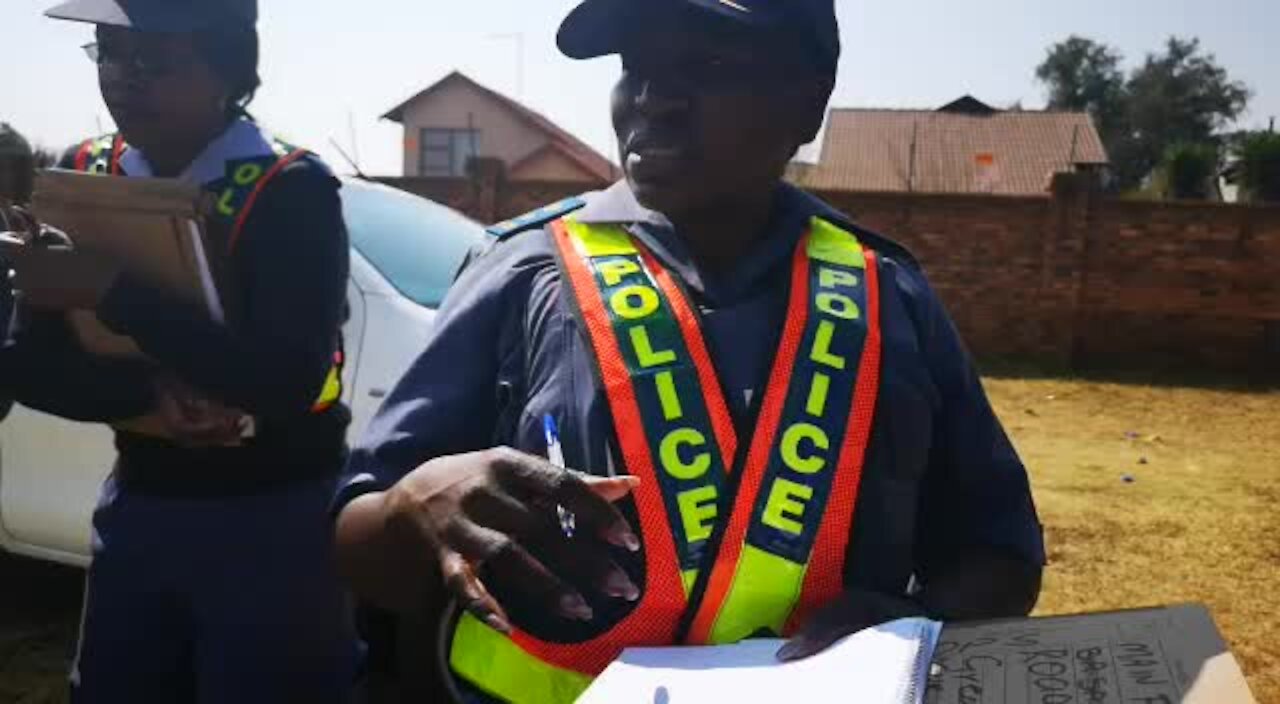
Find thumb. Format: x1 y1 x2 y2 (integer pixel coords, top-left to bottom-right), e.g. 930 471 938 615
581 474 641 503
776 619 845 662
777 592 923 662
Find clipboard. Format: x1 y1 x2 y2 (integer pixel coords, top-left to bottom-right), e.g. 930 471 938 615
30 168 231 360
925 604 1257 703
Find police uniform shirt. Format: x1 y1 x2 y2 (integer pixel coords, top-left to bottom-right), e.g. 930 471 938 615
1 119 350 495
340 180 1044 604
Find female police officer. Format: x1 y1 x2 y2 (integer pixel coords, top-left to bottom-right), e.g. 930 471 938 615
335 1 1044 701
3 0 358 700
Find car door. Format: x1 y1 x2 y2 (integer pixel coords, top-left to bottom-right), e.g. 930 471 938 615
0 274 369 566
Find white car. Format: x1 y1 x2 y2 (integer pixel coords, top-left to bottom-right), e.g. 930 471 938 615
0 178 485 567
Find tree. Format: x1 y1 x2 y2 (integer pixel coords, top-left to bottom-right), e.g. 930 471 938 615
1036 36 1252 192
1035 36 1127 144
1236 131 1280 203
1121 38 1250 190
1157 143 1219 200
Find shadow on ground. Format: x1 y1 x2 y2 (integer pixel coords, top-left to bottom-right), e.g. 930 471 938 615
0 555 81 704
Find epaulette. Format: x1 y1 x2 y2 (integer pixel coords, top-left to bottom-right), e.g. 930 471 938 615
817 214 921 269
487 196 587 239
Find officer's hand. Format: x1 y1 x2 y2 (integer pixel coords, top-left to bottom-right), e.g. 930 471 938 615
0 206 39 241
384 447 642 634
153 374 247 447
0 236 121 310
776 589 927 661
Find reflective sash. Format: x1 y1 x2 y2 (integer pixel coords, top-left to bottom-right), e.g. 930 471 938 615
73 134 124 175
450 215 882 703
69 134 343 415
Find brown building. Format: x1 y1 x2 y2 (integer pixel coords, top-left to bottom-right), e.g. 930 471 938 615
382 71 619 184
789 96 1109 196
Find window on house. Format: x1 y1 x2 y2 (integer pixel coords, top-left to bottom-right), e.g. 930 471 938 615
420 128 480 177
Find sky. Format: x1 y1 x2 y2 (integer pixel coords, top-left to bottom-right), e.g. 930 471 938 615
2 0 1275 176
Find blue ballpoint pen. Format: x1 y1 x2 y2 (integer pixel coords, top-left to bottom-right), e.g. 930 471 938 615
543 414 577 538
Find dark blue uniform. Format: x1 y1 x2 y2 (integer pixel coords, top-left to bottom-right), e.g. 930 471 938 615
2 119 359 703
340 180 1043 619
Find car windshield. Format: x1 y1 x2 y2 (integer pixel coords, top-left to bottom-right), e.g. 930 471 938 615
341 181 485 308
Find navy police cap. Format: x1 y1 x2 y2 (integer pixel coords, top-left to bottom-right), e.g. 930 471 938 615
45 0 257 31
558 0 840 71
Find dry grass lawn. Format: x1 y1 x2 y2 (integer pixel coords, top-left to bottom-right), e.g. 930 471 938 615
986 377 1279 704
0 377 1275 703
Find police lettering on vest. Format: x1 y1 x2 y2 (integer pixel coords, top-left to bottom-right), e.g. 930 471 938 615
448 214 884 704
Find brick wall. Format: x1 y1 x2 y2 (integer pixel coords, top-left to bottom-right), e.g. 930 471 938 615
376 167 1280 377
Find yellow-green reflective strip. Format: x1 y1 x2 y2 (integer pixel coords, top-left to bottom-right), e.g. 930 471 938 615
807 217 865 269
707 544 808 645
450 613 593 704
565 220 637 257
682 569 699 597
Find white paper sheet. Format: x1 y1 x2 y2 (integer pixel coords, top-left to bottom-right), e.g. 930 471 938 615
577 618 941 704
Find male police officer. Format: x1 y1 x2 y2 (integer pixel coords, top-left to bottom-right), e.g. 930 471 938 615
336 1 1044 701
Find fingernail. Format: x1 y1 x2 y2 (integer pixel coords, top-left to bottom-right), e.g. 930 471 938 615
604 569 641 602
776 643 798 661
607 523 642 552
484 613 512 635
559 593 594 621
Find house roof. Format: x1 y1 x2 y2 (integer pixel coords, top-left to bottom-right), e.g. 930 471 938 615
792 100 1110 196
383 71 619 183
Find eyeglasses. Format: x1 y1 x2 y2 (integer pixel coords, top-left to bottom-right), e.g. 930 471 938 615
81 42 196 77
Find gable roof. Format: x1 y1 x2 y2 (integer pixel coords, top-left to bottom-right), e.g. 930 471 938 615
937 95 999 116
792 100 1109 196
383 71 619 183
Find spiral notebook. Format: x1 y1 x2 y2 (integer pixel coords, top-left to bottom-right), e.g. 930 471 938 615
577 617 942 704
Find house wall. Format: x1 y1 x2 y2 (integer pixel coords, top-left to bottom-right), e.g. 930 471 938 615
508 149 596 182
399 79 548 177
380 170 1280 379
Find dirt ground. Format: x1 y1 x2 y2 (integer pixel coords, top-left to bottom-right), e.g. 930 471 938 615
989 376 1279 703
0 376 1276 703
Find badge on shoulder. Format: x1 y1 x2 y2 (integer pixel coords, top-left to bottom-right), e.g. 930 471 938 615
487 196 588 240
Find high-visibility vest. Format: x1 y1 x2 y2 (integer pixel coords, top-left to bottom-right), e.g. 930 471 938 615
69 133 344 419
449 215 884 703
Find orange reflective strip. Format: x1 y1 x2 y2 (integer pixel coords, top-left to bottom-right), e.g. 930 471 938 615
227 149 309 253
786 249 882 633
685 237 813 644
110 135 125 175
73 140 92 171
638 247 738 466
497 221 686 676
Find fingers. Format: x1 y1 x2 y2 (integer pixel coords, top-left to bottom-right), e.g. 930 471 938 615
583 474 642 503
459 485 543 538
488 448 641 552
552 473 641 551
536 534 640 602
776 623 844 662
776 592 926 662
464 485 641 603
0 207 39 240
443 518 594 623
439 548 511 635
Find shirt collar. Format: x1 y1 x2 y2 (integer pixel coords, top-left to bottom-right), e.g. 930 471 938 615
573 180 842 305
116 118 277 186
